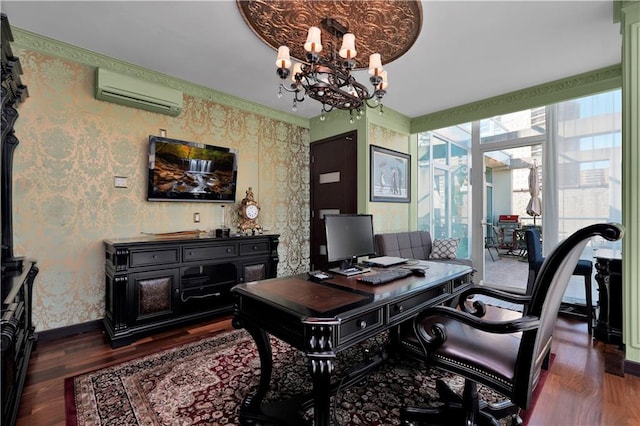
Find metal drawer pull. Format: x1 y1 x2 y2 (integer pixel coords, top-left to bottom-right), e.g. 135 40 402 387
359 320 367 329
398 305 404 313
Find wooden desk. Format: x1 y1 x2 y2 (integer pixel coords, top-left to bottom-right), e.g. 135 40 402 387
231 261 473 426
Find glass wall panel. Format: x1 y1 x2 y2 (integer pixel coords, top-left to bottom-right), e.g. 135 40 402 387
553 90 622 248
417 125 471 258
480 107 546 143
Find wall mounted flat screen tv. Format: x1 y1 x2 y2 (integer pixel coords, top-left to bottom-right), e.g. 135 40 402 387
147 135 238 202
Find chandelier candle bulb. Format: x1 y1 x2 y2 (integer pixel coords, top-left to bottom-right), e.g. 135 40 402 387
291 62 303 82
304 26 322 53
275 46 291 69
380 70 388 90
368 53 383 75
339 33 357 59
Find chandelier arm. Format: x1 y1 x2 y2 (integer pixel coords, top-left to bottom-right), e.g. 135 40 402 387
294 90 306 103
364 99 380 109
278 83 307 104
279 83 300 94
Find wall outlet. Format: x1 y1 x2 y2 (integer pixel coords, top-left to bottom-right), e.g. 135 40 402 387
193 212 200 223
114 176 127 188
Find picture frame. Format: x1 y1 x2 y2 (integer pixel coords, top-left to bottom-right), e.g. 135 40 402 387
370 145 410 203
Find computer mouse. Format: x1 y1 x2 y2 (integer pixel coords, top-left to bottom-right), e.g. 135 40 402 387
411 268 426 276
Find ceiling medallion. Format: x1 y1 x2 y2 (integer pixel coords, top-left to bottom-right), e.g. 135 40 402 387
237 0 423 121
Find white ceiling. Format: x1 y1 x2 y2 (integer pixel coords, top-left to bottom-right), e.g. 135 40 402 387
2 1 622 119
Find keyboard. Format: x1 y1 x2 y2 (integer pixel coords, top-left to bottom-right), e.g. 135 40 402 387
356 268 413 285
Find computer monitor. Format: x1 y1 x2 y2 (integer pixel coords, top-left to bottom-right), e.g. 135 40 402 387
324 214 376 274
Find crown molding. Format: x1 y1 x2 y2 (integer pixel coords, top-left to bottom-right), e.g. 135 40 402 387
410 64 622 134
10 27 622 135
367 104 411 135
11 27 310 129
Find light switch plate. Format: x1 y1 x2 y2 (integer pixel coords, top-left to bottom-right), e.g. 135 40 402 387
114 176 127 188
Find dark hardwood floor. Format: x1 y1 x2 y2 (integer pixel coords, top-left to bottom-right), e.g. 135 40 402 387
16 315 640 425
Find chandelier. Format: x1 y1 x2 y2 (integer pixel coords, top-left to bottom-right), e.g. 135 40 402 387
236 0 423 121
275 18 387 122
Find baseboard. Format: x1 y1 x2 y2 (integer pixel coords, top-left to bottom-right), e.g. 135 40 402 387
624 359 640 377
37 320 103 343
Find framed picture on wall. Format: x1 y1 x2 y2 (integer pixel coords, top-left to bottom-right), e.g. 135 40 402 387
370 145 410 203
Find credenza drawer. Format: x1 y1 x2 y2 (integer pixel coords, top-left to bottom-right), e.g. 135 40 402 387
239 241 270 256
183 244 237 261
339 307 383 344
130 249 179 267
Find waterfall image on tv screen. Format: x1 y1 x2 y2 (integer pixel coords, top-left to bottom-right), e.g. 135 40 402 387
147 136 238 202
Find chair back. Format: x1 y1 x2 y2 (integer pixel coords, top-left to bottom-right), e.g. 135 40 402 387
525 228 543 294
491 225 503 245
374 231 432 260
525 228 543 269
513 223 623 406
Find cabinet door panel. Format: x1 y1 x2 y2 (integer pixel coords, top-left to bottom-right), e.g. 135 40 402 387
241 262 267 283
131 269 179 323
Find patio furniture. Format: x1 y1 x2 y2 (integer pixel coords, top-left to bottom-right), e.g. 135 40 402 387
484 226 503 261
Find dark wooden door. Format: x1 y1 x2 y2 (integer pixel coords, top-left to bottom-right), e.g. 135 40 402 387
310 131 358 271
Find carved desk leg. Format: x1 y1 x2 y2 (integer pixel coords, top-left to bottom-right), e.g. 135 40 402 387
305 320 339 426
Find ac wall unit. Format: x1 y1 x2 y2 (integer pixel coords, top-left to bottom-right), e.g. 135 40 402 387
95 68 183 116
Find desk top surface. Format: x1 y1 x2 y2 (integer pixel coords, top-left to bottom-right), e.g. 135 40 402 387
232 261 472 318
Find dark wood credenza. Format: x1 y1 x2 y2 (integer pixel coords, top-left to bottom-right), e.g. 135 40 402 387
103 234 279 347
2 14 35 426
593 249 622 345
1 262 38 426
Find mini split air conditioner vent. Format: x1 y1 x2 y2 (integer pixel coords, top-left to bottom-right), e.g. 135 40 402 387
95 68 183 117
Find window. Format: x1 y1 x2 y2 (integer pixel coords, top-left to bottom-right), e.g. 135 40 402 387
417 125 471 258
417 89 622 299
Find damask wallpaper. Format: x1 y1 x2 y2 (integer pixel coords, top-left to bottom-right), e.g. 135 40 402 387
12 49 310 331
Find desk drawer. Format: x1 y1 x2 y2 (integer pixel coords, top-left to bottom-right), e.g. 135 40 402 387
183 244 237 261
239 241 270 256
453 276 471 291
130 249 178 267
339 308 383 344
389 287 449 321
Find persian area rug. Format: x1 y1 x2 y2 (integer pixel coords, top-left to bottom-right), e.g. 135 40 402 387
65 329 534 426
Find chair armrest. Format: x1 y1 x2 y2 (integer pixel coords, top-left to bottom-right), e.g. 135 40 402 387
457 286 531 316
459 286 531 305
413 305 540 348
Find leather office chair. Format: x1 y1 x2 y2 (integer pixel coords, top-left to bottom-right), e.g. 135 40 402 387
525 228 594 335
401 223 623 426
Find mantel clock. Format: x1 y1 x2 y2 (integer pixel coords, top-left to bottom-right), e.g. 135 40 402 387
238 187 262 233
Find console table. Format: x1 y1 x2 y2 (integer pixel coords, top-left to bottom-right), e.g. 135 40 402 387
232 261 473 426
104 234 279 347
593 249 622 345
